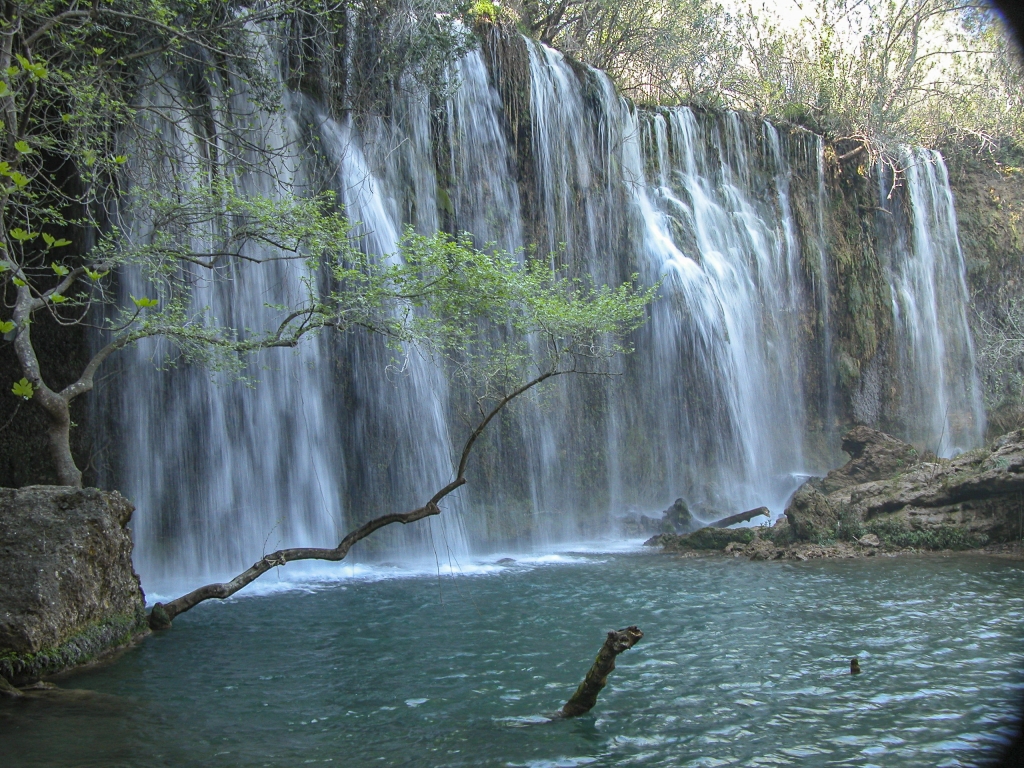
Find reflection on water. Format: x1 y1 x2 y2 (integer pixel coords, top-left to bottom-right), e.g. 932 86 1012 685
2 552 1023 767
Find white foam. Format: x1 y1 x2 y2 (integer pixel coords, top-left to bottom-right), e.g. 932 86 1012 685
142 538 652 606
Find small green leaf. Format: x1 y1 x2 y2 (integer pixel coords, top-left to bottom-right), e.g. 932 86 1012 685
13 140 31 154
0 320 14 334
5 66 17 77
131 295 159 308
9 228 36 241
0 82 8 97
82 150 96 167
50 262 69 276
12 277 25 286
8 172 29 189
85 268 109 281
50 293 67 304
11 378 33 400
113 155 128 165
92 47 106 56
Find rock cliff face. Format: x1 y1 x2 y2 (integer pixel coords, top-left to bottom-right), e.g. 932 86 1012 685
946 143 1024 437
0 486 147 684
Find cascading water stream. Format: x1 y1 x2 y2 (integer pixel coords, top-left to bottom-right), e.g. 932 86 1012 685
884 149 986 455
102 36 986 591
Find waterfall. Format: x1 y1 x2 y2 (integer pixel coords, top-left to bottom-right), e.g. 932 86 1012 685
101 36 985 592
879 149 986 455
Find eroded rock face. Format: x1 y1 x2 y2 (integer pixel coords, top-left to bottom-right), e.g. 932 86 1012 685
819 426 920 493
0 486 147 684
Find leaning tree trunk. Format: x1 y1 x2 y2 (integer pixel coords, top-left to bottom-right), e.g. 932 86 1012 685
559 626 643 718
10 285 83 487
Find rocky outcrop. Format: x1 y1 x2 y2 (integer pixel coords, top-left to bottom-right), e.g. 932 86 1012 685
819 426 920 493
646 527 756 552
784 428 1024 549
782 484 836 540
663 498 695 532
648 428 1024 559
0 486 148 684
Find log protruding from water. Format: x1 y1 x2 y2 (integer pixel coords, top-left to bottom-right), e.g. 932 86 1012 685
559 626 643 718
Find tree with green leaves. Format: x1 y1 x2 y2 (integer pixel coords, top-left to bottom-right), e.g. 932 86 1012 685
0 0 472 486
1 1 653 613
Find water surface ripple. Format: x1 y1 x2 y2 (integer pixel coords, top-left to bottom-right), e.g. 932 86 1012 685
3 553 1023 767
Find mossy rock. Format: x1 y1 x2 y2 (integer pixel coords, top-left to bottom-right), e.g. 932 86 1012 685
659 527 756 552
0 610 147 685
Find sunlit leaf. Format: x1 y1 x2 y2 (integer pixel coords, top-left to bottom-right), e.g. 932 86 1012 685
9 228 36 241
12 278 25 286
85 268 109 281
0 320 13 334
50 262 69 276
13 140 31 154
50 293 67 304
131 295 159 308
11 378 33 400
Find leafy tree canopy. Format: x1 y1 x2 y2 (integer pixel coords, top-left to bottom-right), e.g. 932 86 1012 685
0 0 651 488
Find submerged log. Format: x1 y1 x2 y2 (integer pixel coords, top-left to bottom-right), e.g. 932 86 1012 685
559 626 643 718
708 506 770 529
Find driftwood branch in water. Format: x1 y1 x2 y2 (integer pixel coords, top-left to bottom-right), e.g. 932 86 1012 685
708 506 770 529
150 371 567 629
559 626 643 718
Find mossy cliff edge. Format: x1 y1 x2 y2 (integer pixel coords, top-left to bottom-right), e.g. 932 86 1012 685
0 486 148 685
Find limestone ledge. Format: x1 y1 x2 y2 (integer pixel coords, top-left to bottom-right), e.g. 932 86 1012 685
647 427 1024 562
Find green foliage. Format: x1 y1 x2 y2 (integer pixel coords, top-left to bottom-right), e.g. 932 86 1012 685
0 1 652 486
11 379 34 400
518 0 1024 154
865 518 989 550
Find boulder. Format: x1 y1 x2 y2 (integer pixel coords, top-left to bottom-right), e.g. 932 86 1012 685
663 498 695 533
820 426 920 493
783 483 837 541
746 538 781 561
0 486 148 684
